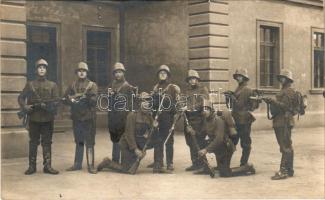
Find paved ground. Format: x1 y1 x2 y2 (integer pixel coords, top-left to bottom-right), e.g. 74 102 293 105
1 127 325 200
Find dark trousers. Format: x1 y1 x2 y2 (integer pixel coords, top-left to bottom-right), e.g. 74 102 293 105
274 126 294 174
184 132 207 166
236 123 252 165
154 113 174 167
73 119 95 147
28 121 54 167
121 147 138 172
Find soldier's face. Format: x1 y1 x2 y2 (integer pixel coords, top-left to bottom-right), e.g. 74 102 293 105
189 78 198 86
77 70 87 79
141 100 152 112
159 71 168 81
279 77 287 85
236 76 244 83
37 65 47 77
114 70 124 80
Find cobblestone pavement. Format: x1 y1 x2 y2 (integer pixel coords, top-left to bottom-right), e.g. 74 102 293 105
1 127 324 199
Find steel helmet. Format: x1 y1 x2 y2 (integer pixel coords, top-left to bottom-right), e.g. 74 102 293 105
76 62 89 72
113 62 126 73
186 69 200 82
233 68 249 80
157 64 170 76
35 59 48 69
277 69 293 83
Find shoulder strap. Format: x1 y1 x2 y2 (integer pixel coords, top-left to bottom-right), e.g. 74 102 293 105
29 82 41 99
116 81 128 93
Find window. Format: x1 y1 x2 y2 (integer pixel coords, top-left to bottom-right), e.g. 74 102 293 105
257 21 282 89
312 30 324 88
86 29 111 89
27 23 58 82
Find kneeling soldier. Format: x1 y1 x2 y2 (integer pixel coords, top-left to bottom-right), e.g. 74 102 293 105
18 59 59 175
97 92 153 173
64 62 98 174
198 100 255 177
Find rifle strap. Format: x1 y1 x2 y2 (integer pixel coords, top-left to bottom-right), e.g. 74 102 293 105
266 103 274 120
29 82 41 100
72 80 94 95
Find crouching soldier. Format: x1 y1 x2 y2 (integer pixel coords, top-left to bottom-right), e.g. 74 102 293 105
97 92 153 173
184 70 209 171
18 59 59 175
107 62 136 163
64 62 98 174
263 69 296 180
198 100 255 177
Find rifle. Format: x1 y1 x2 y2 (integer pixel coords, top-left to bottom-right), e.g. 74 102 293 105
223 90 236 112
163 109 184 147
183 113 215 178
127 94 166 174
17 97 65 129
249 91 275 120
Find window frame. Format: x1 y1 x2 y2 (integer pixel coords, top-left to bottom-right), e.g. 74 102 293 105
82 25 118 92
26 21 62 94
310 27 325 93
256 20 283 93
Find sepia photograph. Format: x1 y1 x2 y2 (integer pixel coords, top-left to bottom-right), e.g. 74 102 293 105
0 0 324 199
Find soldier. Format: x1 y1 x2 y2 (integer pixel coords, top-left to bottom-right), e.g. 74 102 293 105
149 65 180 173
18 59 59 175
64 62 98 174
107 62 137 163
198 100 255 177
230 69 258 167
263 69 296 180
97 92 153 174
184 70 209 171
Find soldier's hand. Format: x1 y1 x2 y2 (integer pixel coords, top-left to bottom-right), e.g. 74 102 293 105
198 149 207 157
24 105 33 112
263 97 274 104
153 120 159 128
135 149 145 158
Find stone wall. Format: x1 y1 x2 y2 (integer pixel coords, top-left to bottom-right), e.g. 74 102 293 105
1 0 28 158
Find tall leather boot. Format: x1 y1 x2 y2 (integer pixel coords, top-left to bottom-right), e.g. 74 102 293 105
231 163 256 177
97 157 124 172
271 154 288 180
287 151 294 177
42 145 59 175
153 145 171 174
25 143 38 175
66 143 84 171
166 143 174 171
240 147 251 166
112 142 121 163
86 147 97 174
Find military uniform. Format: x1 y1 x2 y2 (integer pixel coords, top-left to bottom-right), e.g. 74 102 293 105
201 103 255 177
108 62 136 163
18 59 59 175
264 69 296 180
152 65 180 172
97 110 153 173
64 62 98 173
231 69 258 166
184 70 209 170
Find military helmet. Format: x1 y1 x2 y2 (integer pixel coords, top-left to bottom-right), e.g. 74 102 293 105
157 64 171 76
139 92 151 100
277 69 293 83
186 69 200 82
233 68 249 80
113 62 126 73
35 59 48 68
76 62 89 72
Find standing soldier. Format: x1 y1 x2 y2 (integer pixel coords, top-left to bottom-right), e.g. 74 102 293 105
108 62 137 163
198 100 255 177
97 92 153 174
64 62 98 174
18 58 59 175
150 65 180 173
230 69 258 167
263 69 296 180
184 70 209 171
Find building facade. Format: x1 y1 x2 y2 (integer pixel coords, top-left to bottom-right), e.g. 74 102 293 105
1 0 324 158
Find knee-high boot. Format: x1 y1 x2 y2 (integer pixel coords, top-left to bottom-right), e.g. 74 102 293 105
86 146 97 174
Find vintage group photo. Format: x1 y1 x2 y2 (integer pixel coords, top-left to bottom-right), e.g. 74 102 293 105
1 0 324 199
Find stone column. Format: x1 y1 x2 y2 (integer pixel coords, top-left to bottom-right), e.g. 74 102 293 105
188 0 229 104
1 0 28 158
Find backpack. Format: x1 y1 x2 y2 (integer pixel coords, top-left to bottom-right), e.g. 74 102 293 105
292 91 307 117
